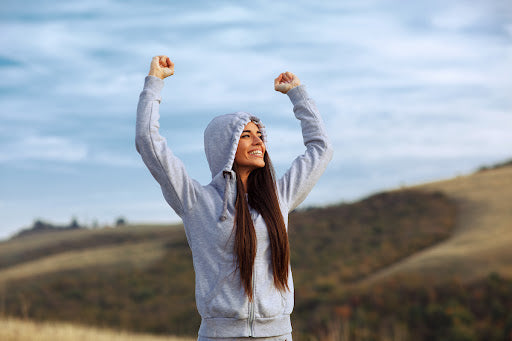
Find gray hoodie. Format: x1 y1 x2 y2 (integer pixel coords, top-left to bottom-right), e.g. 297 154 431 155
136 75 333 338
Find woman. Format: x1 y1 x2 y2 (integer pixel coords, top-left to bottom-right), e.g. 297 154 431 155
136 55 333 341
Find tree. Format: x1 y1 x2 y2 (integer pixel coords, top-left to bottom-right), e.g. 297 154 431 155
116 217 127 227
68 217 80 229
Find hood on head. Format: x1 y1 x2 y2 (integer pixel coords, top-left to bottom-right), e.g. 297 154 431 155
204 111 266 179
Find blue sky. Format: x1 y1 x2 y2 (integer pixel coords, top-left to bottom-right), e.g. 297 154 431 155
1 0 511 239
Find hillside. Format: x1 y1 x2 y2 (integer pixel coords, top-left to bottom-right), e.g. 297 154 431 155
0 190 456 339
0 224 183 284
0 163 511 340
357 164 512 287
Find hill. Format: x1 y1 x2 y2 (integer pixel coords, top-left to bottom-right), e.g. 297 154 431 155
357 163 512 287
0 163 511 340
0 224 182 284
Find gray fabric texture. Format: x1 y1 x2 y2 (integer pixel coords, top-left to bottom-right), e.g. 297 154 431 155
136 75 333 338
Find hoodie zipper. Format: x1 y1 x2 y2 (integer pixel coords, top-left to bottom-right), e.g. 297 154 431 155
248 210 258 337
249 269 256 336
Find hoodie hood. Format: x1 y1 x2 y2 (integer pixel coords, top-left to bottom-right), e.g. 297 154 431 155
204 111 266 179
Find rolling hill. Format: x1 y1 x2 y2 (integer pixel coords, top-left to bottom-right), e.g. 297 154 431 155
0 224 181 285
0 162 511 340
357 163 512 287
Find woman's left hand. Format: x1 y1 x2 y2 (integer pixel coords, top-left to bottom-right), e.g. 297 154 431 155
274 72 301 94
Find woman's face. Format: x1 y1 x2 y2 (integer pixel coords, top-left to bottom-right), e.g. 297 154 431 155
234 121 266 174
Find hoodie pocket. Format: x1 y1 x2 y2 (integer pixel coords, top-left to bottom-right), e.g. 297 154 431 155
255 265 287 318
203 263 249 319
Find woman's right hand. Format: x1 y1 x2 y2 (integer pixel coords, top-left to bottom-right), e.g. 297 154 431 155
148 55 174 80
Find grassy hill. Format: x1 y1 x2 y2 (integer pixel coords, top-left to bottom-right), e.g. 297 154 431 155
357 164 512 287
0 224 182 284
0 163 511 340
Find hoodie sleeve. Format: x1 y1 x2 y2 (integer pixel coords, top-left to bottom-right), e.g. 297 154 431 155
277 85 334 212
135 76 200 218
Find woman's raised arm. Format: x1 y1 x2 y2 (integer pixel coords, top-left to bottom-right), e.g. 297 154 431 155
136 56 201 218
274 72 333 212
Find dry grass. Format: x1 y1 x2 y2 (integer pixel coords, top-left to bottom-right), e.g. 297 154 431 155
0 224 174 261
358 165 512 286
0 224 184 285
0 317 195 341
0 240 167 285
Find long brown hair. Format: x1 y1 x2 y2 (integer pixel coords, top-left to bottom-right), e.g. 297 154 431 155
232 152 290 300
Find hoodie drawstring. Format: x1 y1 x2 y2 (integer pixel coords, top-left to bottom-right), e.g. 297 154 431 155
220 171 232 221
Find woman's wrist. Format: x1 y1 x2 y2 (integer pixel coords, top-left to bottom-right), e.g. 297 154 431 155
148 71 164 80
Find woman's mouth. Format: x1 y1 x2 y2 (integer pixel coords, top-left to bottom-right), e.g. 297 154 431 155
249 150 263 157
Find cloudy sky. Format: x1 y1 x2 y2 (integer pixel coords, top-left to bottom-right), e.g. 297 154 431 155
1 0 511 239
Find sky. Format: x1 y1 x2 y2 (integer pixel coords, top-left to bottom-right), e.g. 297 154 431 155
0 0 511 240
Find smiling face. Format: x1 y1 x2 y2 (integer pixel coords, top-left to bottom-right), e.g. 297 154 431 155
234 121 266 179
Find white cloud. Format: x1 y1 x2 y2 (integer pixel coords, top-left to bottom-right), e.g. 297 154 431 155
430 4 487 30
0 135 88 163
90 151 139 167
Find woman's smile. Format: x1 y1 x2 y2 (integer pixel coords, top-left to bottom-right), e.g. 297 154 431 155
248 149 263 157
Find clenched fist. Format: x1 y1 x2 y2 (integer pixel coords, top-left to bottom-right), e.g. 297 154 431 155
148 55 174 80
274 72 300 94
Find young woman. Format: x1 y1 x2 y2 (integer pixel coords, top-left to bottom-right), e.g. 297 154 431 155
136 55 333 341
